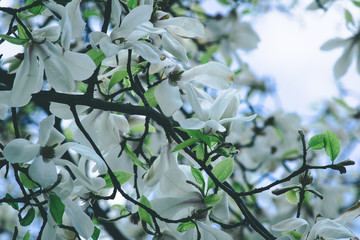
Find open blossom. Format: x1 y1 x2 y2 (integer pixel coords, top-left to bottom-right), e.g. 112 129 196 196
154 61 235 116
272 201 360 239
179 83 256 134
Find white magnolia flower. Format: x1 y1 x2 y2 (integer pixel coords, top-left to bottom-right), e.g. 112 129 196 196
179 84 256 134
272 201 360 240
320 34 360 79
3 115 73 188
0 26 96 107
154 61 235 116
90 5 164 63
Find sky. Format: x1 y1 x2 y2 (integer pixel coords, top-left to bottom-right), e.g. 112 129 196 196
202 0 360 118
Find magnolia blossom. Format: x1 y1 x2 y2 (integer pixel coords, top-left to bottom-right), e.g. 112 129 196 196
272 201 360 239
154 61 235 116
0 26 96 107
90 5 164 63
179 84 256 134
320 34 360 79
3 115 73 187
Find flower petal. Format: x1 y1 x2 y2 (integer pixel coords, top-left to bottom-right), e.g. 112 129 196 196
156 17 205 39
70 144 108 174
3 139 40 163
320 38 347 51
111 5 153 39
154 80 183 117
162 32 188 63
28 156 58 188
39 115 56 146
179 118 206 130
63 197 94 239
181 62 234 90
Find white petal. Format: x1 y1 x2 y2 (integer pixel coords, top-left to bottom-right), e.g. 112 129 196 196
229 22 260 50
28 156 58 188
179 118 206 130
160 169 195 197
35 42 75 92
70 144 108 174
90 31 108 51
65 0 85 39
162 32 188 63
320 38 347 51
3 139 40 163
110 5 153 39
156 17 205 39
131 41 163 63
111 113 130 133
335 201 360 225
209 89 236 121
181 62 234 90
0 104 8 120
197 221 232 240
49 102 87 119
219 114 257 125
184 83 208 120
54 142 75 158
333 45 355 79
110 0 122 26
62 50 97 81
99 36 121 57
271 218 309 233
10 45 43 107
205 119 226 133
39 115 56 146
32 26 61 42
63 198 94 239
60 11 71 51
42 212 58 239
307 219 354 240
154 80 183 117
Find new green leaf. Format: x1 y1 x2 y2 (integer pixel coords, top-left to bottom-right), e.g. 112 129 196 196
177 221 196 232
172 138 199 152
324 130 341 162
0 34 29 45
103 171 133 189
129 124 156 134
92 226 101 240
191 166 205 192
20 207 35 226
204 194 223 205
49 193 65 225
138 195 154 228
308 134 325 150
207 158 234 190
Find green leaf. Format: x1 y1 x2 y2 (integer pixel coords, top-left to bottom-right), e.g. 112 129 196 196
282 149 299 159
333 98 355 111
83 9 100 18
24 0 45 15
144 86 158 107
17 24 30 40
191 166 205 192
286 190 298 205
86 49 106 67
207 158 234 190
186 130 211 147
215 148 230 157
20 172 39 189
204 194 223 205
124 144 146 169
109 68 128 91
129 124 156 134
353 0 360 7
20 207 35 226
0 34 29 45
177 221 196 232
324 130 341 162
49 193 65 225
127 0 137 9
172 138 199 153
344 9 354 25
200 45 219 64
22 231 31 240
5 194 19 210
308 134 325 150
218 0 232 5
92 226 101 240
195 144 205 161
139 195 154 228
103 171 133 189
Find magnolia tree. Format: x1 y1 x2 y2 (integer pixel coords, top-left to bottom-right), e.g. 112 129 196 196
0 0 360 239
